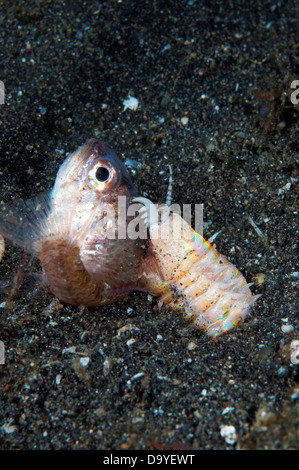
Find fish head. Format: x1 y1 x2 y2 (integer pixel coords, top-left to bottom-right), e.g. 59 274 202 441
47 138 141 244
0 139 140 253
0 139 145 305
51 139 137 210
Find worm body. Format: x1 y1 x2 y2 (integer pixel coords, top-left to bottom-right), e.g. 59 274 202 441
139 212 259 337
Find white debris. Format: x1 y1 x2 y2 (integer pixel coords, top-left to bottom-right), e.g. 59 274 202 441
126 338 137 348
79 357 90 367
181 116 189 126
123 95 139 111
117 323 140 336
0 233 4 262
220 424 237 445
55 374 62 385
290 340 299 365
290 272 299 278
130 372 145 382
124 158 143 170
278 182 292 195
161 44 171 52
247 215 265 239
1 419 17 434
283 182 291 191
222 406 235 415
62 346 77 354
208 231 220 243
281 324 294 334
103 358 111 376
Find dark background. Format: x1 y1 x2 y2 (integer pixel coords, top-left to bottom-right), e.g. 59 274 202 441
0 0 298 449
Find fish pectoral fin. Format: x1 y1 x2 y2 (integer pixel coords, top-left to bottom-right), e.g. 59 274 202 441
0 191 52 252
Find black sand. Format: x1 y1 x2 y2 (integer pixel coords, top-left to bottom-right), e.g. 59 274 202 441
0 0 298 450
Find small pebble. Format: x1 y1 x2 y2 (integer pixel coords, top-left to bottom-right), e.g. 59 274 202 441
253 273 266 285
79 357 90 367
117 323 140 336
222 406 235 415
220 425 237 445
130 372 144 382
123 95 139 111
55 374 62 385
0 233 4 262
281 324 294 334
1 420 17 434
103 359 111 376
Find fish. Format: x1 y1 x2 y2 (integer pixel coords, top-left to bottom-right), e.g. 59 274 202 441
133 199 260 338
0 139 146 306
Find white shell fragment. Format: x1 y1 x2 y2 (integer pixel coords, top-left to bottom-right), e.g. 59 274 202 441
123 95 139 111
126 338 137 348
55 374 62 385
79 357 90 367
281 324 294 334
220 425 237 445
1 419 17 434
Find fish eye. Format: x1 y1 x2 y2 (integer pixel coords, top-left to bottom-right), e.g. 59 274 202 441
95 166 110 182
88 159 119 192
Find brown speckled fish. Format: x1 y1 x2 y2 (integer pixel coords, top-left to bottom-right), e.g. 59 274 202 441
0 139 145 306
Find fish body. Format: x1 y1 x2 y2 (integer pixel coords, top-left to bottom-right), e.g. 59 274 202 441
0 139 145 305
